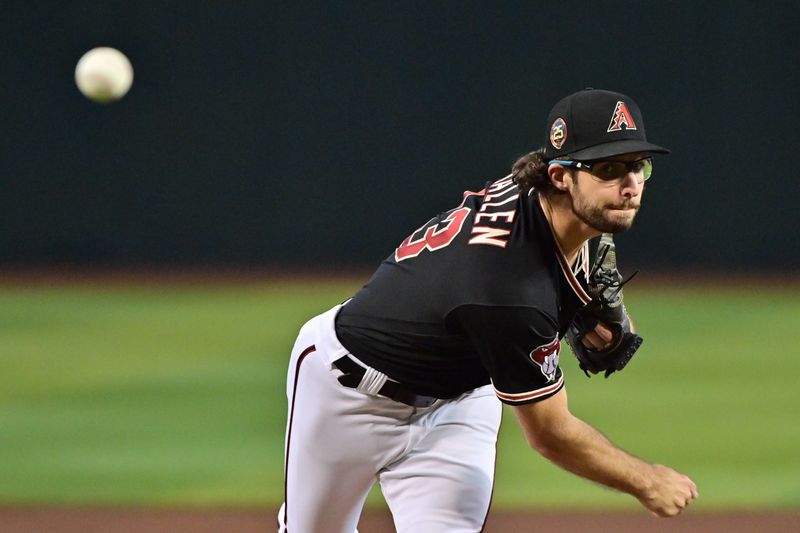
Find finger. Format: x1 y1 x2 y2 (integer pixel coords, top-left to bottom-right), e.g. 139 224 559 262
582 330 606 349
682 477 698 499
594 322 615 343
663 505 681 517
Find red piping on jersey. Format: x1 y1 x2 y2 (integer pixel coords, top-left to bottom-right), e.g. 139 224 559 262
536 194 593 305
493 374 565 403
283 344 317 532
462 187 487 203
459 173 516 207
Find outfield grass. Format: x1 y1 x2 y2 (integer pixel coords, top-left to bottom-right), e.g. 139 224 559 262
0 279 797 509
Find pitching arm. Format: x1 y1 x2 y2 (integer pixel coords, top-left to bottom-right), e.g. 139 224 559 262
511 386 698 517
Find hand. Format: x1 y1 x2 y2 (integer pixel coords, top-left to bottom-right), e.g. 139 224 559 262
638 464 699 517
581 322 615 350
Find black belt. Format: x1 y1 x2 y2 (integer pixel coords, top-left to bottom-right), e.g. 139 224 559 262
333 356 438 408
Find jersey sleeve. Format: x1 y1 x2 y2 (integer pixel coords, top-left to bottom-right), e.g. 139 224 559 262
449 304 565 405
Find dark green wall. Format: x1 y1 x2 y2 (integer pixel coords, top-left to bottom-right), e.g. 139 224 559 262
3 1 798 270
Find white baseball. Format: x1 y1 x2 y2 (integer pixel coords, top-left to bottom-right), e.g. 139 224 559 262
74 47 134 103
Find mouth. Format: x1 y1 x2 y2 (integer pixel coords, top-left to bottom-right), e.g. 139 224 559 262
607 201 640 210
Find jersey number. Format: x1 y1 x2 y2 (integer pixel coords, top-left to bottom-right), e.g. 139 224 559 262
394 207 471 262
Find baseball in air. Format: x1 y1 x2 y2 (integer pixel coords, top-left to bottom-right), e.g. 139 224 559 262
74 47 133 103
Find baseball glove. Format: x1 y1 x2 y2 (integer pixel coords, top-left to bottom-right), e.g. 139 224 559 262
565 233 643 378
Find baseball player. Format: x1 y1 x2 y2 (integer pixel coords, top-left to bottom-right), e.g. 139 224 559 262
279 89 698 532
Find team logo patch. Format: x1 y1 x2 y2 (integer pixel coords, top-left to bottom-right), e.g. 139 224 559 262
529 336 561 382
550 117 567 149
607 101 637 132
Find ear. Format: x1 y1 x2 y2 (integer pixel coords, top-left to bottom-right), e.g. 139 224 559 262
547 164 571 192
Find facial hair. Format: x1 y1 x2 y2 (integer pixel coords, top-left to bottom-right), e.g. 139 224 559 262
570 175 640 234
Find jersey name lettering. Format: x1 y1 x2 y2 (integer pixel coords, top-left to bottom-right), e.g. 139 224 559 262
469 176 518 248
394 176 520 260
469 226 511 247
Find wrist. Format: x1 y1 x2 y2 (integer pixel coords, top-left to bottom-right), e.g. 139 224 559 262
630 463 656 500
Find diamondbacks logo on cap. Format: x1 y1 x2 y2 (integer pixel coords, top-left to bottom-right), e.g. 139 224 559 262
550 117 567 150
607 101 637 132
530 336 560 382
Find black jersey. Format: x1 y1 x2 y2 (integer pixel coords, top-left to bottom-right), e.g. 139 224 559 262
335 174 593 404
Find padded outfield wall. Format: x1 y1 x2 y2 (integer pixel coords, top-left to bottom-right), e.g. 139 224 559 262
2 1 799 271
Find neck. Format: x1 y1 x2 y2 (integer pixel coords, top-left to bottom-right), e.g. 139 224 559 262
538 192 600 263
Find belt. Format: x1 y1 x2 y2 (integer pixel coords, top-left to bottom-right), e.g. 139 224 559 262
333 356 438 408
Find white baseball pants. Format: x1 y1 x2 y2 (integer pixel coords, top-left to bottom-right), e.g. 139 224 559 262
278 305 502 533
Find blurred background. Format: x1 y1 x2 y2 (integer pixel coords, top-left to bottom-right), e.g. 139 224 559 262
1 1 798 531
3 1 799 271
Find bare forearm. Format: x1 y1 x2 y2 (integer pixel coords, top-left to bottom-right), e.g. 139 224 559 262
512 389 698 516
521 411 651 496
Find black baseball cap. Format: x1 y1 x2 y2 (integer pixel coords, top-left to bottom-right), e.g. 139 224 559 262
543 88 669 161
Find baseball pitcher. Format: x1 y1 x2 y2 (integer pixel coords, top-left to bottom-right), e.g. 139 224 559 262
279 89 698 532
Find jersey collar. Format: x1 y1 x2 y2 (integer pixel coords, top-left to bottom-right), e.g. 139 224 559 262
536 193 592 305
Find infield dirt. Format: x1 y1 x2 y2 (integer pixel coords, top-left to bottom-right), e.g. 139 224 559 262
0 507 798 532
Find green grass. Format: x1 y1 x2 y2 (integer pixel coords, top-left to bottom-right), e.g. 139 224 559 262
493 286 800 510
0 280 798 509
0 280 357 505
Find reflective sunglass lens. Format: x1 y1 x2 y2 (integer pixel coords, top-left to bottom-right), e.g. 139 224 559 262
642 159 653 180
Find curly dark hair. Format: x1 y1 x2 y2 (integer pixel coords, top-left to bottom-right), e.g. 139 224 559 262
511 148 559 195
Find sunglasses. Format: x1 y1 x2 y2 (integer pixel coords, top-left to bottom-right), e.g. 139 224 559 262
549 157 654 181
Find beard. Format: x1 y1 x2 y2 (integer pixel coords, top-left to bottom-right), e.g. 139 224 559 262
570 178 640 233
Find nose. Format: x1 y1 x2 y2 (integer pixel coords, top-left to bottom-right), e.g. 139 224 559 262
620 171 643 198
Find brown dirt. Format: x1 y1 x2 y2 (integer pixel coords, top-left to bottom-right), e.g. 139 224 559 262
0 507 797 533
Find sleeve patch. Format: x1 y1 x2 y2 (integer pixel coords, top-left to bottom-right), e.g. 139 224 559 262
530 336 560 382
